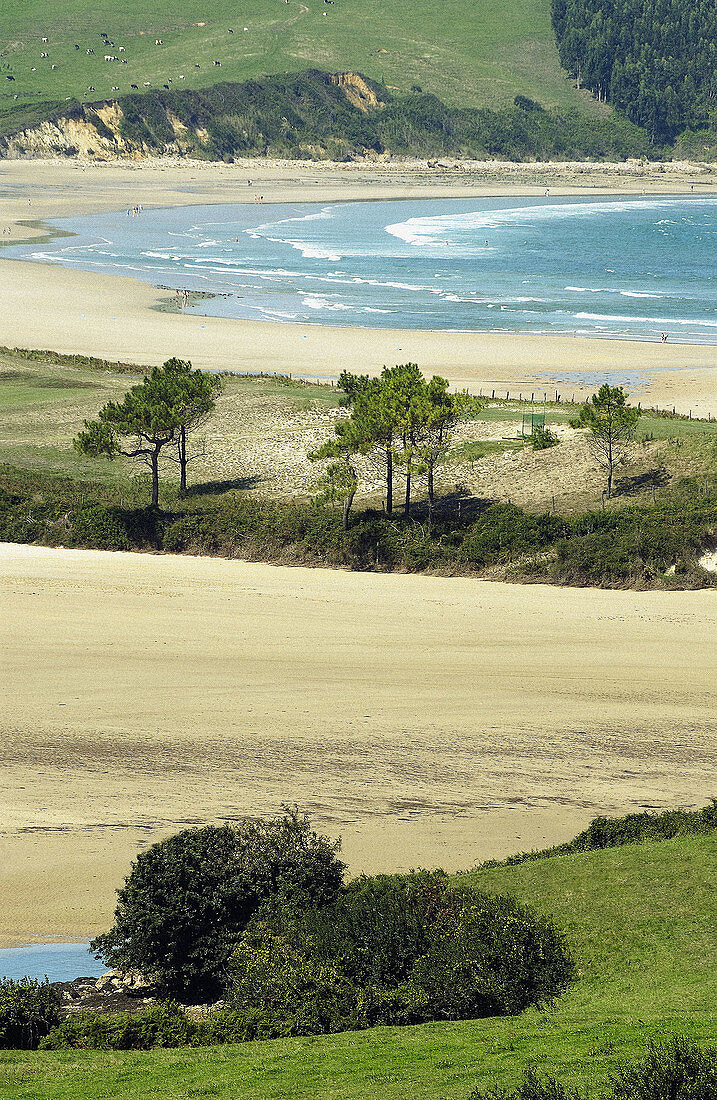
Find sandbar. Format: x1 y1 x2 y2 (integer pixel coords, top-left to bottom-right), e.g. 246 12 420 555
1 542 715 945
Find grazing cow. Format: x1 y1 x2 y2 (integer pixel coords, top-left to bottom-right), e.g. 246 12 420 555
213 60 221 65
163 84 169 89
131 83 138 89
194 63 200 67
179 75 184 79
75 44 80 49
228 28 234 32
6 75 14 80
112 85 119 90
88 85 95 91
119 46 125 51
41 37 48 42
41 51 48 58
51 64 57 69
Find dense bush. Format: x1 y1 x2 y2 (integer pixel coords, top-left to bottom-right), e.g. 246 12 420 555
39 1002 196 1051
2 463 715 590
484 799 717 868
468 1037 717 1099
91 809 345 1000
68 504 131 550
611 1035 717 1099
12 69 651 162
0 979 61 1050
225 873 575 1036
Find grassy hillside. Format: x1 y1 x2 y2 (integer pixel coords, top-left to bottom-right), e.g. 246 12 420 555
0 0 603 132
1 834 715 1098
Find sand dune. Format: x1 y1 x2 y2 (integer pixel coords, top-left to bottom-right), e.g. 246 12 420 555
1 543 715 945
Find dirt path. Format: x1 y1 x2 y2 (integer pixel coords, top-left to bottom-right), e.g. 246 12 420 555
1 542 715 945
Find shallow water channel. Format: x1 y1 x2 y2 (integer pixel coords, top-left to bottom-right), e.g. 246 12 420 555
0 942 105 983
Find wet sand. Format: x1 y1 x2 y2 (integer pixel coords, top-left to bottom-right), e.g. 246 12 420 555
2 542 715 945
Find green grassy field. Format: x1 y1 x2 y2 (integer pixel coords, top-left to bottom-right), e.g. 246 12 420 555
1 834 714 1099
0 0 601 132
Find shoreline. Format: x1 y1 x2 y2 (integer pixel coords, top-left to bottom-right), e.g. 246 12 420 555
0 158 716 414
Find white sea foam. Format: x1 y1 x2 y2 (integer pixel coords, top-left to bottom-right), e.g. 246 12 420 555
302 295 353 311
385 197 706 248
575 312 717 328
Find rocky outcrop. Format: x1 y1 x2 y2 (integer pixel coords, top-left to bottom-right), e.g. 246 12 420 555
54 970 157 1016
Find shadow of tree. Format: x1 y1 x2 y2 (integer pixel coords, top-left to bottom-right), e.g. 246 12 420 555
184 475 262 497
614 467 670 496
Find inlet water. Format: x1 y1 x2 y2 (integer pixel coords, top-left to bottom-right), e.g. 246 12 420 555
7 194 717 342
0 942 105 983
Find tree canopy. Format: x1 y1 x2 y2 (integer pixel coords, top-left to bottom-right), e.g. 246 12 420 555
91 809 345 999
74 359 221 505
552 0 717 143
571 383 641 498
312 365 477 521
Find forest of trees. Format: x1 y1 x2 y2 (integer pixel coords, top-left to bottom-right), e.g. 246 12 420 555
552 0 717 144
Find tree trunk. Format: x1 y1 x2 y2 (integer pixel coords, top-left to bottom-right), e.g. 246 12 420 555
150 449 160 508
179 424 187 494
427 464 435 530
404 465 411 518
386 447 393 516
342 488 356 531
607 466 613 499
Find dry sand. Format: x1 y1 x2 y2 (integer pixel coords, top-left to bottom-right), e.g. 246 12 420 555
0 157 716 415
1 542 715 946
1 159 716 946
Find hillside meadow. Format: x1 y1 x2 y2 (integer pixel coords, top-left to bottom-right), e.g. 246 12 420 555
0 0 599 134
1 834 715 1098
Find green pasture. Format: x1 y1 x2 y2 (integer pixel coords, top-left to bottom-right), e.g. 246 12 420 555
0 0 599 133
1 834 714 1099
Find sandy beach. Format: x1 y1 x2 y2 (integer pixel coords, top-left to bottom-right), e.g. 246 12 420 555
1 157 716 415
1 542 716 946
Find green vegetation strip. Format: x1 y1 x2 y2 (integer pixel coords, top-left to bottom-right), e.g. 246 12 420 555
1 833 714 1098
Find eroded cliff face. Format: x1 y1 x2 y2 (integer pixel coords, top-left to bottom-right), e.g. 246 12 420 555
1 101 188 158
0 72 385 159
329 72 384 111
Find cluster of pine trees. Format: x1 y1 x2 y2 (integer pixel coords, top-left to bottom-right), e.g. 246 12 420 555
552 0 717 143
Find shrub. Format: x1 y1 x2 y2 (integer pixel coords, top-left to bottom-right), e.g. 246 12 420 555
40 1002 196 1050
467 1037 717 1100
485 799 717 869
68 504 131 550
228 923 361 1035
407 889 575 1019
611 1035 717 1099
531 426 559 450
91 809 345 1000
469 1067 583 1099
226 874 574 1035
0 979 62 1050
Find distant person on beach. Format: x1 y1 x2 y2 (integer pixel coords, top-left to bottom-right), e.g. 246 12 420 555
661 332 668 342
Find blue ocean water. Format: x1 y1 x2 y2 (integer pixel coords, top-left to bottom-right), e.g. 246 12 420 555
8 194 717 341
0 942 105 982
